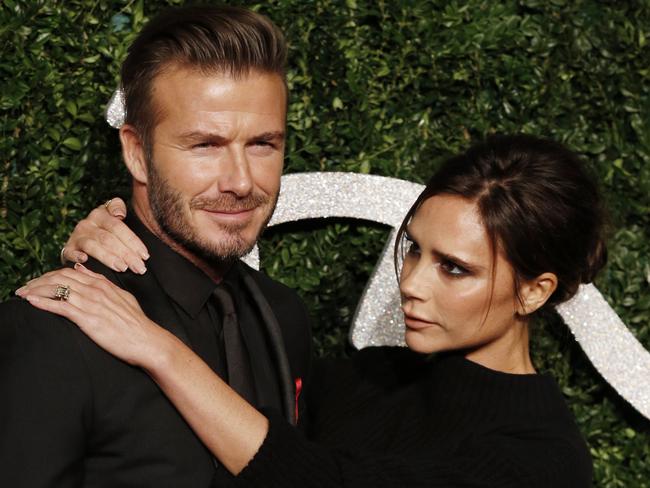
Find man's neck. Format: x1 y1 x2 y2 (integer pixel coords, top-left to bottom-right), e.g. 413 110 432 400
131 197 229 284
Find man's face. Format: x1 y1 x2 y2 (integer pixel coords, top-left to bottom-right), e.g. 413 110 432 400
145 67 286 262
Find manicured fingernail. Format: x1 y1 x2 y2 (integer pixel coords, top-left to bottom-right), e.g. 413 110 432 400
140 251 150 260
114 211 126 218
74 263 87 271
137 265 147 275
113 260 128 272
15 286 26 296
25 295 40 303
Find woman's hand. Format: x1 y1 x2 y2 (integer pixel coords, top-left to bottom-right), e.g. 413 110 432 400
16 263 170 369
61 197 150 274
16 264 268 475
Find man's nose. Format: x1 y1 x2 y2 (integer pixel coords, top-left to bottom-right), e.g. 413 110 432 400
217 147 254 196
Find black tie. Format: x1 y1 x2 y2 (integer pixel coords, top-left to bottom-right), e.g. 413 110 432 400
213 286 256 405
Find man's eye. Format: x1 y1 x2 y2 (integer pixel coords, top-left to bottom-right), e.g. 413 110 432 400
193 142 214 149
253 141 275 148
440 260 468 277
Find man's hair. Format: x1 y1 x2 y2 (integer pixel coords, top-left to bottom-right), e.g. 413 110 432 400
121 5 287 154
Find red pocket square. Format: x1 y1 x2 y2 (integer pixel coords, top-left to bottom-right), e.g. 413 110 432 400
294 377 303 423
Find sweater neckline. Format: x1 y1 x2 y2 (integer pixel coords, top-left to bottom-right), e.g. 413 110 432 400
424 352 567 418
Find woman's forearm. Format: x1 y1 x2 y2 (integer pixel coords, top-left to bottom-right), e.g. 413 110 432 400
17 264 270 475
145 330 269 475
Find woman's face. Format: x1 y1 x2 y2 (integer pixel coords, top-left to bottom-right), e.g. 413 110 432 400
399 194 527 367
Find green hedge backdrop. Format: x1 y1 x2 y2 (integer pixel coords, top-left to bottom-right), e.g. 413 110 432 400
1 0 649 485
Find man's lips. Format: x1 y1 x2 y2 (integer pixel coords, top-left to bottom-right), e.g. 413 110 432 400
203 208 255 214
198 207 257 222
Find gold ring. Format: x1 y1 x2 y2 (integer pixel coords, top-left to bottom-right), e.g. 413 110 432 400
54 284 71 301
104 199 113 210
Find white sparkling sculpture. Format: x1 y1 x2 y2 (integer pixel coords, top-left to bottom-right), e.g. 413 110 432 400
246 172 650 421
106 91 650 420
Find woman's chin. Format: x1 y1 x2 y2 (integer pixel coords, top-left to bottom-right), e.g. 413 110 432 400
404 328 444 354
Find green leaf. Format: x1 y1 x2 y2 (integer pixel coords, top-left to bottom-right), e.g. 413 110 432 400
62 137 82 151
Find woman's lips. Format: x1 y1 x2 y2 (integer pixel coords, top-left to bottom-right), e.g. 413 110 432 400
403 313 438 330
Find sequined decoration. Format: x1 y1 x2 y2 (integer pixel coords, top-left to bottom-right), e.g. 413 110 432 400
105 94 650 420
557 285 650 418
106 88 125 128
242 172 423 346
244 173 650 421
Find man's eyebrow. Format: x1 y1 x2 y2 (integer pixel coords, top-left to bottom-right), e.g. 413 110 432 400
177 131 228 143
251 131 285 142
176 131 285 142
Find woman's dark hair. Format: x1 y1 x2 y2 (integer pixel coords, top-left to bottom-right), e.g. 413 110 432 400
120 5 287 156
395 134 607 308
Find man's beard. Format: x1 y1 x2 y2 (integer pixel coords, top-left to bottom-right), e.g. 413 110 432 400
147 161 277 264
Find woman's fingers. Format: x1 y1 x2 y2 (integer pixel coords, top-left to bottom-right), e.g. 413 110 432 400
21 283 82 304
76 233 133 273
89 203 149 261
17 266 123 304
104 197 127 219
74 262 108 280
18 267 95 293
63 220 129 272
62 199 149 274
24 292 87 326
22 285 128 355
20 268 155 367
61 247 88 265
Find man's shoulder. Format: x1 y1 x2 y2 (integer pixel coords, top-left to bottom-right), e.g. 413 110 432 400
0 296 91 371
0 296 72 332
83 257 164 303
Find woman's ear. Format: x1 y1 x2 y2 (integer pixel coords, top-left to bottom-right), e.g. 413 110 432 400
119 125 148 184
516 272 558 316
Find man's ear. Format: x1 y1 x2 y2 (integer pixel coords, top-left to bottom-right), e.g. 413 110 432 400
516 272 558 316
119 124 148 184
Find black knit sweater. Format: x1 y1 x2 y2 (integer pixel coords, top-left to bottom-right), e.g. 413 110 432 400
235 347 592 487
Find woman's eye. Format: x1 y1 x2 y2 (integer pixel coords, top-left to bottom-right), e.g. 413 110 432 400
440 260 468 277
404 236 420 256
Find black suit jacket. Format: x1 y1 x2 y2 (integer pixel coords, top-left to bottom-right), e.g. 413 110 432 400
0 226 312 487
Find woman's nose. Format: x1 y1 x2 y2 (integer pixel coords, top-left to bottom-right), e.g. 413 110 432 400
399 260 434 302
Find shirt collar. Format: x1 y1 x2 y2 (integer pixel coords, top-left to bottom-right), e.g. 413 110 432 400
126 212 234 318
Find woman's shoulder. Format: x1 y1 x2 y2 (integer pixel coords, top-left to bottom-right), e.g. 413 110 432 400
312 346 430 391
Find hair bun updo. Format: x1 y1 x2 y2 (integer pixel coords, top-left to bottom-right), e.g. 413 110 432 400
397 134 608 308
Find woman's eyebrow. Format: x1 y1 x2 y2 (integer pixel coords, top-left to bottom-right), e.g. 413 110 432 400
433 250 483 271
407 231 483 272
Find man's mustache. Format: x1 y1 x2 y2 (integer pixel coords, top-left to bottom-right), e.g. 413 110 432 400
191 193 269 213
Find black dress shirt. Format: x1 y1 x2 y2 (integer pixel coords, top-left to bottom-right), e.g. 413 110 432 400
129 215 284 414
0 213 312 487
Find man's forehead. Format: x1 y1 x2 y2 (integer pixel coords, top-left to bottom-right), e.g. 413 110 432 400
151 63 285 97
148 64 287 126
